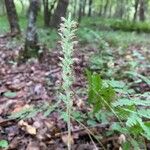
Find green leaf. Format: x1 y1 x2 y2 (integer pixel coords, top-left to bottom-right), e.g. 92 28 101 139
60 111 68 122
122 142 131 150
128 124 143 136
126 113 139 127
87 119 97 126
72 111 85 121
138 109 150 119
108 80 125 89
111 122 128 134
4 91 17 98
130 139 140 150
100 86 115 105
86 70 115 113
0 140 9 148
44 107 54 117
8 106 34 119
113 98 150 107
138 120 150 140
125 71 150 85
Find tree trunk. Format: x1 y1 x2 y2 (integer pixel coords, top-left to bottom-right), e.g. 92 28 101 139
99 0 103 16
5 0 20 35
103 0 109 17
114 0 124 19
73 0 77 18
108 0 112 18
88 0 92 17
78 1 84 22
50 0 69 28
133 0 139 21
139 0 145 21
43 0 50 26
0 0 5 16
82 0 87 16
23 0 40 60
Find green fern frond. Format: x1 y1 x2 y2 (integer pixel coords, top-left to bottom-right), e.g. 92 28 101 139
138 119 150 140
125 111 150 140
138 109 150 119
125 71 150 85
126 113 139 127
113 98 150 107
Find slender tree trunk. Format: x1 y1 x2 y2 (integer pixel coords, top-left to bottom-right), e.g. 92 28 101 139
78 1 83 22
99 0 103 16
5 0 20 35
103 0 109 17
88 0 92 17
50 0 69 28
108 0 112 18
133 0 139 21
82 0 87 16
73 0 77 18
49 0 58 23
139 0 145 21
0 0 5 16
23 0 40 60
20 0 25 15
43 0 50 26
114 0 124 19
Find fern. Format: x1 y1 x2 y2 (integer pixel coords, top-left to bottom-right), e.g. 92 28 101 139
138 109 150 119
113 98 150 107
8 103 51 119
86 70 115 113
113 98 150 140
125 71 150 85
126 113 140 127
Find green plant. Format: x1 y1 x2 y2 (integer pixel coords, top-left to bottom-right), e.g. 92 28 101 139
86 70 150 148
8 103 54 120
3 91 17 98
59 14 77 150
0 140 9 148
125 71 150 85
86 70 115 113
111 20 150 33
113 98 150 140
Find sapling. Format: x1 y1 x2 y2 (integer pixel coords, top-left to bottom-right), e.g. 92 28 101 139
59 14 77 150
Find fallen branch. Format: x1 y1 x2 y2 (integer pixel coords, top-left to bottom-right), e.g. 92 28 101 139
0 119 16 127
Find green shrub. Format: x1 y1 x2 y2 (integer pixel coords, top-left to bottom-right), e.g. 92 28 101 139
110 20 150 33
80 17 150 33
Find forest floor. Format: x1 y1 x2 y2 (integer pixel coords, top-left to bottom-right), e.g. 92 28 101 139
0 30 150 150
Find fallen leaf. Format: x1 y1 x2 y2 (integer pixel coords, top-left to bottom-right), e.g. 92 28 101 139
3 91 17 98
44 119 55 129
26 141 40 150
61 134 74 146
76 99 84 108
12 104 30 113
18 120 36 135
118 134 126 144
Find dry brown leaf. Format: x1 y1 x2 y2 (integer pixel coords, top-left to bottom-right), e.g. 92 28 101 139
26 141 40 150
118 134 126 144
18 120 36 135
76 98 84 108
61 134 74 146
12 104 30 113
125 55 133 61
44 120 55 129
